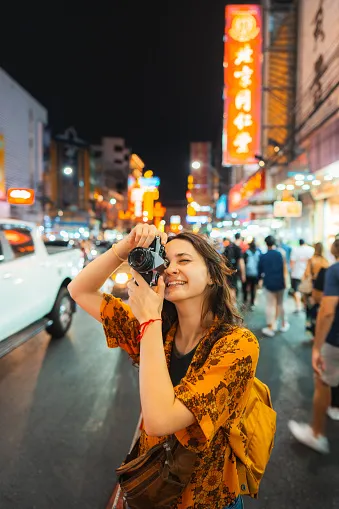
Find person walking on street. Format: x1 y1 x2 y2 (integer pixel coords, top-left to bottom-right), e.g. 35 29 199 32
223 237 246 302
312 265 339 421
288 239 339 453
303 242 329 335
291 239 314 312
259 235 290 337
243 240 261 310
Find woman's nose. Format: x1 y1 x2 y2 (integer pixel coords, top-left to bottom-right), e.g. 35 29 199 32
165 262 179 274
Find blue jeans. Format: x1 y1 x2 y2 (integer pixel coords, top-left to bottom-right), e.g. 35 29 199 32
225 496 244 509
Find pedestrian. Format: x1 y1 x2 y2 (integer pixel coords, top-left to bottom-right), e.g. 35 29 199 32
288 239 339 453
235 232 249 254
302 242 329 334
280 239 292 275
290 239 314 313
258 235 290 337
68 224 259 509
243 240 261 310
312 266 339 421
222 237 246 302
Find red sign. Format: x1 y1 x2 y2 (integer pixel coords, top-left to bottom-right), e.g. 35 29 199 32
223 5 262 165
228 169 265 212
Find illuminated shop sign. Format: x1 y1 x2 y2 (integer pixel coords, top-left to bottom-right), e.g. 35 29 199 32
228 168 265 212
273 201 303 218
223 4 262 165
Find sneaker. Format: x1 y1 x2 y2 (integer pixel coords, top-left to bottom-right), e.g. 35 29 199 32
288 420 329 454
262 327 275 337
327 407 339 421
280 322 290 333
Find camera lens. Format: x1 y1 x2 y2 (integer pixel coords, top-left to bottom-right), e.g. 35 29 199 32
128 247 154 272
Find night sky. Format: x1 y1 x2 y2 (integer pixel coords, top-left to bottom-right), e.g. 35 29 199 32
1 1 255 203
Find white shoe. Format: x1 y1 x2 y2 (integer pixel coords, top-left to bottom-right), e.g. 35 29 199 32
288 420 329 454
280 322 290 332
262 327 275 337
327 406 339 421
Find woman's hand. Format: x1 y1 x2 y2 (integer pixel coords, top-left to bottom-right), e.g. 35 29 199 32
312 347 325 377
127 269 165 324
115 224 168 260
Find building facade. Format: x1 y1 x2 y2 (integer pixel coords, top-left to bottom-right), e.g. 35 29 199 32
0 67 47 219
92 137 130 195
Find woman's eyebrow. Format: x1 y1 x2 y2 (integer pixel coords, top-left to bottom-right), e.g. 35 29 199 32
175 252 193 258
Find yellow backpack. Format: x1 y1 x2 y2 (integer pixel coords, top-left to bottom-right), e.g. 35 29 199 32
229 377 277 499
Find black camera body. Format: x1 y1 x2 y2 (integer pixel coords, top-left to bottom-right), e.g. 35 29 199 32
128 236 168 286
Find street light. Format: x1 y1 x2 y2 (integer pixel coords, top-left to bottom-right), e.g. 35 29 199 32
63 166 73 176
191 161 201 170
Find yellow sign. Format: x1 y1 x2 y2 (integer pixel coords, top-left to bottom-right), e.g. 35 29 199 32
0 135 5 199
143 189 159 221
144 170 153 178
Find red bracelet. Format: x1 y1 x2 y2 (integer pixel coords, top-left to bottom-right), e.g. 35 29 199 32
136 318 162 342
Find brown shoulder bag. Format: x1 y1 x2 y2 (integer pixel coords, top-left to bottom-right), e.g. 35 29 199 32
115 434 197 509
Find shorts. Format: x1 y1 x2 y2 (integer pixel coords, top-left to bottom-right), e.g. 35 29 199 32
291 278 301 292
319 343 339 387
227 274 238 289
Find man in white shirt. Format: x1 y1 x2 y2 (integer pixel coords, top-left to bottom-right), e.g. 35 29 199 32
291 239 314 312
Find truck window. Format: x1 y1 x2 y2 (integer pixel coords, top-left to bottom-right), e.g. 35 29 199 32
0 238 4 262
2 227 35 258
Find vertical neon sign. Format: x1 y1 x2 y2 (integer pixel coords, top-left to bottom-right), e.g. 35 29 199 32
223 5 262 165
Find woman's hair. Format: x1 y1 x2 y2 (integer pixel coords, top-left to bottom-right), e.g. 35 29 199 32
161 232 242 365
314 242 324 257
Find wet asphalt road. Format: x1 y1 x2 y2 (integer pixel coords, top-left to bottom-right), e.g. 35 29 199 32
0 292 338 509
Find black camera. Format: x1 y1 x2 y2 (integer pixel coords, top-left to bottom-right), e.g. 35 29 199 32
128 236 168 286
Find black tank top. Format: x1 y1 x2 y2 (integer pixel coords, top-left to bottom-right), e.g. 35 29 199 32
169 342 198 387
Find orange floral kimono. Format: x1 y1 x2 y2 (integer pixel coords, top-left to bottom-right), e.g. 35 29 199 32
101 294 259 509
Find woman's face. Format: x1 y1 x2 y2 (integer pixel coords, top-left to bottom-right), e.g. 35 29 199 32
163 239 211 303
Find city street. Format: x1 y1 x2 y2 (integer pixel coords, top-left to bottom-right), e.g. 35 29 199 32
1 293 338 509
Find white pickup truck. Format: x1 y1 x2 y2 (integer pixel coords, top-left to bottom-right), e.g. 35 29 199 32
0 219 84 357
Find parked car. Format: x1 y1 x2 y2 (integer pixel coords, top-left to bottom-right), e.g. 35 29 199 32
0 219 84 357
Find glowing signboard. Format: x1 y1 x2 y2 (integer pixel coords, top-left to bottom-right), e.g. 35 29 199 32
7 188 35 205
223 5 262 165
228 168 265 212
273 201 303 218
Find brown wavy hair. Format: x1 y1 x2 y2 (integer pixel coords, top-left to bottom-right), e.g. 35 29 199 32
161 232 242 365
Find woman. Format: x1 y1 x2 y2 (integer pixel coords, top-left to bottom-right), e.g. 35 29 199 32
304 242 329 281
243 240 261 310
304 242 329 334
68 224 259 509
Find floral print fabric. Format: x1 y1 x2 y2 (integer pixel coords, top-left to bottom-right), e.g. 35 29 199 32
100 294 259 509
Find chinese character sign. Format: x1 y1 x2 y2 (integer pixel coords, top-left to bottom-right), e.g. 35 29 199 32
223 5 262 165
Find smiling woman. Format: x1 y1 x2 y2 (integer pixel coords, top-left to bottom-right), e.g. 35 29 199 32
68 224 260 509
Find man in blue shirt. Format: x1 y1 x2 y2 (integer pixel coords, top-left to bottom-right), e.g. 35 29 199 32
288 239 339 453
258 235 289 337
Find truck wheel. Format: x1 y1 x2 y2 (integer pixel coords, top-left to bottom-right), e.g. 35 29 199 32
46 288 73 339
